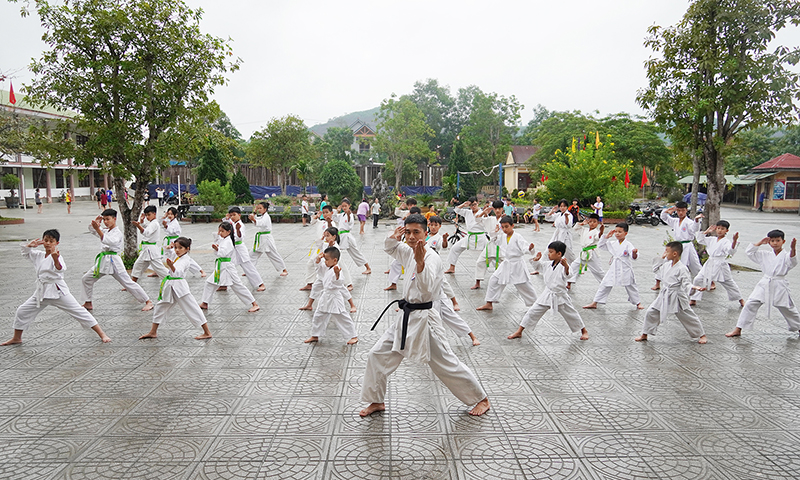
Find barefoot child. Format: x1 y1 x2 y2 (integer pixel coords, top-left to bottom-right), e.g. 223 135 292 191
584 222 643 310
635 242 707 344
300 227 356 312
334 199 372 275
726 231 799 338
200 223 260 313
690 220 744 307
161 207 182 261
248 201 288 276
532 199 542 232
130 206 169 282
360 214 491 417
426 216 460 311
301 205 336 291
304 247 358 345
472 200 505 290
81 209 154 312
477 216 538 311
140 237 212 340
224 207 266 292
2 231 111 345
653 201 701 290
444 197 488 276
508 241 588 340
567 213 605 288
545 199 575 264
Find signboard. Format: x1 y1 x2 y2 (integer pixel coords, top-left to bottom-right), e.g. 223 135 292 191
773 179 786 200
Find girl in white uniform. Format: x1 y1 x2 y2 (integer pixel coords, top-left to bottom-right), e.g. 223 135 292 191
478 216 538 311
545 199 575 264
200 223 260 312
304 247 358 345
334 199 372 275
248 201 288 276
130 206 169 282
223 207 266 291
299 228 355 312
302 206 337 290
161 207 182 262
567 214 606 287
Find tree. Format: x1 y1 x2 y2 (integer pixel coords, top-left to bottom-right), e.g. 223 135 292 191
403 79 457 160
196 179 235 217
14 0 238 259
373 96 436 190
460 91 522 172
0 109 34 162
444 139 479 199
319 126 354 163
247 115 313 196
523 110 599 166
196 138 229 186
289 159 313 194
230 169 253 204
316 159 363 204
637 0 800 225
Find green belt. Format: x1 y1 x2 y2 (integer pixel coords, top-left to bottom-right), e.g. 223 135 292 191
213 257 232 283
579 244 598 274
486 244 500 268
679 240 692 244
162 235 179 254
467 232 483 250
158 276 183 300
339 230 350 234
139 241 157 252
253 231 271 251
234 240 243 245
93 251 118 278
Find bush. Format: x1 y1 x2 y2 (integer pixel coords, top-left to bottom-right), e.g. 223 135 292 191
121 253 138 270
2 173 20 190
196 141 229 186
230 170 254 204
317 159 363 204
271 195 294 206
601 210 629 219
415 193 434 205
196 179 235 217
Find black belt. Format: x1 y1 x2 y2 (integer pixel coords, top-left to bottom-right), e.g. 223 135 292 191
371 299 434 350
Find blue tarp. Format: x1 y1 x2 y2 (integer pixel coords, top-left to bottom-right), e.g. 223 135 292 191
683 192 707 205
145 184 440 199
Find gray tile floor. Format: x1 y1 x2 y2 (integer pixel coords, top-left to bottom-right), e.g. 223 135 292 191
1 201 799 479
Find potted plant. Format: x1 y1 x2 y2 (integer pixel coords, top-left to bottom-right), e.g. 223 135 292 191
281 206 292 223
3 174 20 209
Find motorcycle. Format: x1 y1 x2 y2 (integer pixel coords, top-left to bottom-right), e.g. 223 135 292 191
626 203 661 226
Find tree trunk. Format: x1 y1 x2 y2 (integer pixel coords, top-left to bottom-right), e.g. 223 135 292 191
690 151 701 218
394 157 402 192
114 176 138 261
281 168 287 196
704 142 725 229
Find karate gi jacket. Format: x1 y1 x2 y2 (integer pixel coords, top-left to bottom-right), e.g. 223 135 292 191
660 212 697 242
745 243 798 312
309 216 337 254
493 232 533 285
252 213 278 253
333 212 358 249
207 237 239 286
222 219 251 264
89 224 125 275
22 245 71 306
530 259 570 310
454 207 486 249
315 262 349 315
159 254 202 302
651 260 693 323
546 211 574 252
695 233 737 284
597 236 637 287
138 219 162 262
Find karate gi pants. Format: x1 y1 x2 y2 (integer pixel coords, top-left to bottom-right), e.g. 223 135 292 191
593 284 641 306
436 300 472 337
310 311 357 341
475 255 500 282
343 242 368 268
446 235 487 278
484 277 537 306
81 270 150 304
520 303 585 333
736 300 800 331
361 329 486 406
690 275 742 302
130 255 169 279
442 277 456 300
568 255 605 284
250 250 286 273
201 282 255 307
236 256 264 289
152 294 207 328
641 306 705 338
388 259 403 285
14 294 98 331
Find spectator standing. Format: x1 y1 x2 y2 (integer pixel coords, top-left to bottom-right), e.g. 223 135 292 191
35 189 43 214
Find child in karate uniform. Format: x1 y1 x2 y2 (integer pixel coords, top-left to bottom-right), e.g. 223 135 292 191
653 201 701 290
299 228 356 312
301 205 337 291
726 230 800 338
130 205 169 282
507 241 588 341
444 197 489 276
2 230 111 345
161 207 182 262
545 199 575 264
636 242 707 344
334 199 372 275
473 201 505 290
81 209 154 312
690 220 744 307
248 201 288 276
477 215 537 311
567 213 606 288
304 247 358 345
200 223 260 313
584 222 643 310
140 237 212 340
223 207 266 292
426 216 460 311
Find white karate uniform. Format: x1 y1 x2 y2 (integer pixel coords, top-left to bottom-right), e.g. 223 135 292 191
690 233 742 302
334 212 369 267
476 215 502 281
310 262 357 341
446 207 488 277
202 237 256 307
642 260 705 338
152 254 206 328
568 223 605 284
223 218 264 289
484 231 537 306
361 236 486 406
249 212 287 273
81 224 150 304
427 232 456 299
310 242 352 302
305 216 337 284
546 210 575 263
592 235 641 306
162 217 182 261
736 243 800 331
520 259 584 333
14 245 98 332
131 218 169 279
394 207 409 227
659 211 702 277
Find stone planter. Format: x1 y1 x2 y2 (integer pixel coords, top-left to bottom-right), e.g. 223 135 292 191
4 196 20 209
0 217 24 225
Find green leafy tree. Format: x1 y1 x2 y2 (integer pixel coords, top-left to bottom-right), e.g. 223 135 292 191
12 0 238 258
196 138 229 186
403 79 457 160
460 91 522 171
523 110 599 166
247 115 313 195
444 140 479 199
196 179 235 217
317 159 363 204
289 159 313 193
726 126 780 174
0 109 35 162
320 126 355 163
373 96 436 190
637 0 800 225
230 170 253 204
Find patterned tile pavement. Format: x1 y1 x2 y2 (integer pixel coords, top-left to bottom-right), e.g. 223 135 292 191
1 201 799 479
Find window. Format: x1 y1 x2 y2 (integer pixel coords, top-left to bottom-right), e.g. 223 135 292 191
786 182 800 200
93 170 103 188
359 141 370 154
76 134 88 147
55 169 65 189
78 171 91 187
32 169 47 189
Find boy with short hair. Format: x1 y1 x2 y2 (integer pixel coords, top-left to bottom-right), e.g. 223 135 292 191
472 200 505 290
224 207 266 292
304 247 358 345
726 230 799 338
507 241 589 341
302 205 337 291
444 197 488 276
635 242 707 344
81 209 154 312
653 201 701 290
567 213 606 288
130 205 169 282
477 215 537 311
301 194 310 227
333 199 372 275
584 222 643 310
689 219 744 307
2 230 111 345
545 199 575 263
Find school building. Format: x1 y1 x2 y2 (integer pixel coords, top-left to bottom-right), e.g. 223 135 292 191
750 153 800 213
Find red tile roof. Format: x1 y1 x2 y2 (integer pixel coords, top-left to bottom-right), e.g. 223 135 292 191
752 153 800 170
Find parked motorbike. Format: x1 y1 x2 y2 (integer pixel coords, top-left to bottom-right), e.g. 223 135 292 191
626 203 661 226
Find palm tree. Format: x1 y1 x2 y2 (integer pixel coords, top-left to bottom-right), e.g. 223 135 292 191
289 159 313 194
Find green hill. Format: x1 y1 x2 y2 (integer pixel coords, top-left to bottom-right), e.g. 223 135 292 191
309 107 380 136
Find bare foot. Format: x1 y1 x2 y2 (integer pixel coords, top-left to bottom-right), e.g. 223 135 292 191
444 267 455 274
248 305 260 313
199 302 208 310
698 335 708 344
362 269 371 275
147 273 158 277
195 333 212 340
725 328 742 338
384 270 390 274
100 335 112 343
469 333 481 346
242 273 247 276
299 284 312 291
507 327 524 339
739 299 745 307
634 334 648 342
635 303 644 310
476 303 493 311
298 304 312 311
689 300 696 306
350 305 357 313
280 270 288 277
566 283 572 290
583 302 598 309
347 337 358 345
139 332 157 340
217 286 228 292
709 282 717 291
651 285 660 291
0 339 22 346
83 302 93 311
141 301 154 311
469 398 491 416
120 288 127 292
453 302 460 311
304 336 319 344
347 285 353 291
256 284 266 292
580 328 589 341
470 283 481 290
359 403 385 417
384 284 397 291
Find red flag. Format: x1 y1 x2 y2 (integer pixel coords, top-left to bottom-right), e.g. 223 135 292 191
624 168 630 188
640 166 648 189
9 82 16 105
541 173 546 183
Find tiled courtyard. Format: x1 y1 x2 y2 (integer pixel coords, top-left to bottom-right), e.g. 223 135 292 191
1 201 800 479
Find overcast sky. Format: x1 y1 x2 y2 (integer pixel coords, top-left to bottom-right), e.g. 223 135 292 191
3 0 800 139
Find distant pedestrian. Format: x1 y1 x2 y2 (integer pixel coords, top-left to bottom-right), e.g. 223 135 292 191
35 189 42 214
371 198 381 228
758 191 766 211
357 198 369 234
95 189 103 210
65 190 72 214
100 190 108 209
157 187 164 206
